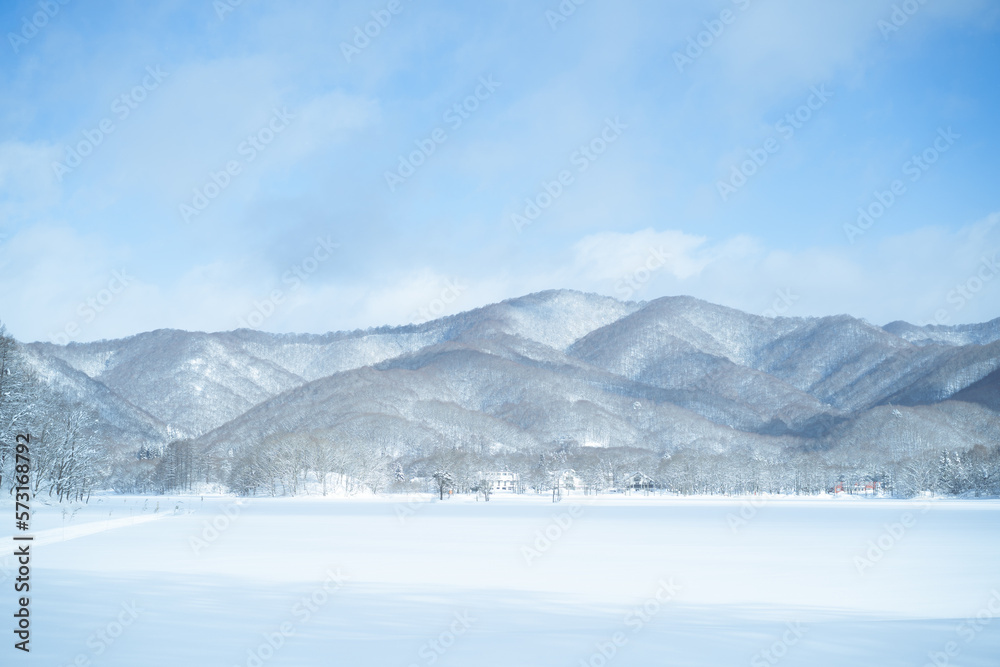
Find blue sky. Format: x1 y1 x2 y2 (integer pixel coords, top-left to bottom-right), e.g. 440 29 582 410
1 0 998 342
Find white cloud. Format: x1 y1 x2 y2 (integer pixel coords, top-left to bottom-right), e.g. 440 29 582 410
556 214 1000 325
570 228 714 282
4 216 998 343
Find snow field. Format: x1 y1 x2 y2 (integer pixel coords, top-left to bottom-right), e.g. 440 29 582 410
2 494 999 666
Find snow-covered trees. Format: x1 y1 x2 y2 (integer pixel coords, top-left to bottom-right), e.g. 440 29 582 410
219 422 400 497
0 325 119 501
1 325 112 500
475 477 493 501
40 408 104 502
432 470 453 499
0 325 39 492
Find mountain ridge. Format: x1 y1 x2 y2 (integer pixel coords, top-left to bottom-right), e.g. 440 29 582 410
18 289 999 459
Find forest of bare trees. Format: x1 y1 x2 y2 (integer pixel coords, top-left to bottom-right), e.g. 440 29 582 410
151 431 1000 500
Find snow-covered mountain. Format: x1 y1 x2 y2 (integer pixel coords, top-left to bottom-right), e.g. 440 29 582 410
883 317 1000 347
21 290 1000 456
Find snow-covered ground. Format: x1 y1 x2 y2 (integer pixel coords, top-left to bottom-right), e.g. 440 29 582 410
3 493 999 666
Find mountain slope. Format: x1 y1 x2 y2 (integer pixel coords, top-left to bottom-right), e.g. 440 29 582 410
883 318 1000 347
16 290 997 458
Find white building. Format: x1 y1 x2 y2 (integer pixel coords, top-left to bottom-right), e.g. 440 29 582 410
550 469 584 493
480 471 519 492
